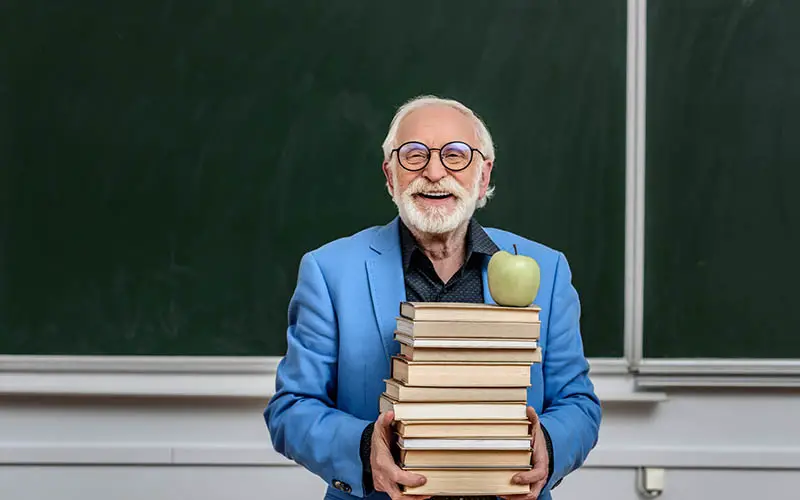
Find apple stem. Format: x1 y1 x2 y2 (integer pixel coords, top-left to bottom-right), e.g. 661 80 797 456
513 244 518 255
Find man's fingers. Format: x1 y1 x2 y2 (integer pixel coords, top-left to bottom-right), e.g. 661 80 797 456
373 412 427 500
501 457 547 500
380 480 402 500
501 476 547 500
504 409 548 500
379 473 428 500
386 475 429 500
501 482 545 500
530 478 546 499
391 468 427 488
512 466 547 485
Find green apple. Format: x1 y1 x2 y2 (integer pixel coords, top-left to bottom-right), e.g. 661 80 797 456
487 244 541 307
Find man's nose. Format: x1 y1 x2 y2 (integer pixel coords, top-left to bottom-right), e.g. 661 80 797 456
423 153 448 183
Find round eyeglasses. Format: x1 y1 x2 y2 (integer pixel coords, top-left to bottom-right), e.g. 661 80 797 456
390 141 486 172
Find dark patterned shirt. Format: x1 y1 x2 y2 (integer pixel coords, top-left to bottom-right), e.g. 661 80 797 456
400 217 500 304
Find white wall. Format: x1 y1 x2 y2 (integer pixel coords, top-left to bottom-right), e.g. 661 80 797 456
2 368 799 500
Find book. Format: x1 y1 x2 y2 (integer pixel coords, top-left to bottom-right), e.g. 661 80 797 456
396 316 540 339
394 334 539 349
398 437 531 450
400 302 541 323
391 357 532 387
385 301 542 493
384 379 527 402
399 448 532 468
401 468 531 496
380 394 527 420
394 331 539 350
399 343 542 363
396 420 532 438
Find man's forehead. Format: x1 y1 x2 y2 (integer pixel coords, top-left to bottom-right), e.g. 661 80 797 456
396 105 478 143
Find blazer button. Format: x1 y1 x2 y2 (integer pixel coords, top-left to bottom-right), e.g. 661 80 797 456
332 480 351 493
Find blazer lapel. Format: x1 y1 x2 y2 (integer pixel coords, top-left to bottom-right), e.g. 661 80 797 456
366 217 406 364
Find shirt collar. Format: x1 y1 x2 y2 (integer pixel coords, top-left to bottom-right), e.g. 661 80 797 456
399 217 500 271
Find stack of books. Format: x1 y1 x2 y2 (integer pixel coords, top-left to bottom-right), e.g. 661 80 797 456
379 301 542 497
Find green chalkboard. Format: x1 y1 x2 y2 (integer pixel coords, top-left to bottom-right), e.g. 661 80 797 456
1 1 626 357
644 0 800 358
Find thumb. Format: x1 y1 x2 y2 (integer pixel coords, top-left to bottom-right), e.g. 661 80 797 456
379 410 395 429
527 406 540 426
375 411 396 448
375 411 395 440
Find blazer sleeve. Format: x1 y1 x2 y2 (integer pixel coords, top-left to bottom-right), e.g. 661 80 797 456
264 251 372 497
538 252 602 491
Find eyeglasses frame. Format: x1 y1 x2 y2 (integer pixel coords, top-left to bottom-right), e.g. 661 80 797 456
389 140 487 172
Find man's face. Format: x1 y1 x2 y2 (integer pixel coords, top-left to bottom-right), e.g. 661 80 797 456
383 105 493 235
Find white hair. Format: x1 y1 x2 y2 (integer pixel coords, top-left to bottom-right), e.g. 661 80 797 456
381 95 495 208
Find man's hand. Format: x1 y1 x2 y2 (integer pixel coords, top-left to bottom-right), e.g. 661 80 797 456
501 406 550 500
370 411 430 500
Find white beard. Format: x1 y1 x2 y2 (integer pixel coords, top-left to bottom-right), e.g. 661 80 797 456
391 168 482 235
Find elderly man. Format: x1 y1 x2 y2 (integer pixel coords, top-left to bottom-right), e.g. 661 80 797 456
264 96 601 500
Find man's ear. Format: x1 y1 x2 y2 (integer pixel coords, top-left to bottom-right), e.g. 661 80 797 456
382 160 394 196
479 160 494 198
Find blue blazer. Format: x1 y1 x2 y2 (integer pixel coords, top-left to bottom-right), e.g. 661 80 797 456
264 217 601 500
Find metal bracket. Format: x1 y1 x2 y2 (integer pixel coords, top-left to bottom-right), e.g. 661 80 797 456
636 467 665 498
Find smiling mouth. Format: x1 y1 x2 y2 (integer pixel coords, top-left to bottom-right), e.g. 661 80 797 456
416 192 454 200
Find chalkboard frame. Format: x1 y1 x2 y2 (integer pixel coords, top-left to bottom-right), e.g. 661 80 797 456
2 0 628 361
630 0 800 385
